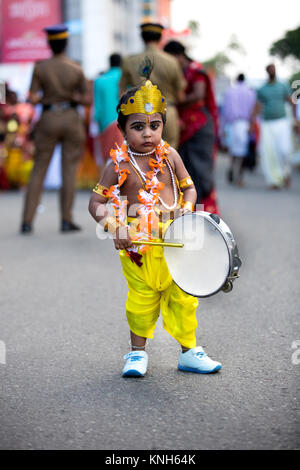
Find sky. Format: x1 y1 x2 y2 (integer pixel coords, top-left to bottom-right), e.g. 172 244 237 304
171 0 300 81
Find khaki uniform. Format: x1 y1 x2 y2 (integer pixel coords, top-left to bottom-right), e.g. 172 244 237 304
23 55 87 224
119 44 186 149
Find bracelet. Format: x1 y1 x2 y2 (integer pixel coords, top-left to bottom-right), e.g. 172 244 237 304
179 176 194 190
93 183 109 198
182 201 194 212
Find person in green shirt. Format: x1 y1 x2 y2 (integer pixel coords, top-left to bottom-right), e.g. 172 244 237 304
251 64 297 189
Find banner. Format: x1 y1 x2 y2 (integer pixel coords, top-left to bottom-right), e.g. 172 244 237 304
1 0 62 63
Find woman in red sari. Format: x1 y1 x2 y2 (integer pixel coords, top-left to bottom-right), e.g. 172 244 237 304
164 41 219 214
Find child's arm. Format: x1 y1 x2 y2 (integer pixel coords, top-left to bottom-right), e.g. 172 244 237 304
88 161 133 250
170 148 197 212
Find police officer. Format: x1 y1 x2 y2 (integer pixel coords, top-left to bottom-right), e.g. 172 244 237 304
119 22 186 149
21 25 90 234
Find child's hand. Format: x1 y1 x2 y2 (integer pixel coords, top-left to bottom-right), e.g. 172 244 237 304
113 226 133 251
177 206 194 217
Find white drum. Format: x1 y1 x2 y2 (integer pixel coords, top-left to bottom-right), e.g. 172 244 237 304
163 212 241 297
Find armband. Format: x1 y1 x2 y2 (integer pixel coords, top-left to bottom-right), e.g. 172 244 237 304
179 176 194 190
182 201 194 212
93 183 109 198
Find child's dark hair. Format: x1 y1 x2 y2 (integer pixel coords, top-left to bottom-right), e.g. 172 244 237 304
117 87 167 131
117 87 139 131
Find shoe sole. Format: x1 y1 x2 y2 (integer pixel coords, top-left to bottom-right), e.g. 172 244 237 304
122 369 145 377
178 364 222 374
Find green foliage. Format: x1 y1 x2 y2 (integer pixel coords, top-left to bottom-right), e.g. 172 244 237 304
289 70 300 86
188 20 200 36
227 35 246 55
270 26 300 60
202 52 231 75
201 35 244 75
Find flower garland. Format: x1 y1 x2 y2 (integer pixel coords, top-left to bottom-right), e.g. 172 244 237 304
106 140 170 263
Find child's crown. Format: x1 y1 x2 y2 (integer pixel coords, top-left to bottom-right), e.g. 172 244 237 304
120 80 167 116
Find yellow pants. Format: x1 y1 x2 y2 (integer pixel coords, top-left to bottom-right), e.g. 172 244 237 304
120 230 198 349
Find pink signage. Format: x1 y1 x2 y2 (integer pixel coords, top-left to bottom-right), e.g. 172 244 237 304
1 0 62 63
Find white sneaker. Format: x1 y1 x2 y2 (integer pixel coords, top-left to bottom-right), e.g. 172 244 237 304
178 346 222 374
122 351 148 377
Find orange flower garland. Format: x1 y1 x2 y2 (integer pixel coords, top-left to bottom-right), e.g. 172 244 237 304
107 141 170 259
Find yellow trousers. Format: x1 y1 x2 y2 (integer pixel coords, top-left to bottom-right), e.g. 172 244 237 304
120 241 198 349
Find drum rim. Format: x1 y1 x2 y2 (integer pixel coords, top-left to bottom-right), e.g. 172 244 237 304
163 212 232 298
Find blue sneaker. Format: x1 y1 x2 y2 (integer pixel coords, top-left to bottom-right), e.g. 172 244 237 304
178 346 222 374
122 351 148 377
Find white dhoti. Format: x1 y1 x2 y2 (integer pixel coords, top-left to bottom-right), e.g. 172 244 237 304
259 118 292 186
227 119 249 157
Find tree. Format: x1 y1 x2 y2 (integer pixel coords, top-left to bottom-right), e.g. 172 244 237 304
202 36 245 76
289 71 300 86
202 52 231 75
270 26 300 61
227 34 246 55
188 20 200 36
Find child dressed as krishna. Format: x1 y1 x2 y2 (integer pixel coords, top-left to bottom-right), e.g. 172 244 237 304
89 60 222 377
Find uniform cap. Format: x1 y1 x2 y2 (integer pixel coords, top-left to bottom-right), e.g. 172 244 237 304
140 22 164 34
44 24 69 41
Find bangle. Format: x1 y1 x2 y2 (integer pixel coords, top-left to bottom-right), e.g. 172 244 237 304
104 216 120 234
182 201 194 212
93 183 109 198
179 176 194 190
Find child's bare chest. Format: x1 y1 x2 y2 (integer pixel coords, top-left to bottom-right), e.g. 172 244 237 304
119 158 177 208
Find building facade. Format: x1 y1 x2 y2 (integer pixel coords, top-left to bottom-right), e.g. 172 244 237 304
0 0 172 98
64 0 171 79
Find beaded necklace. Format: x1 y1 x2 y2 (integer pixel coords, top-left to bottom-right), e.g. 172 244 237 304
106 140 172 256
128 147 178 211
129 149 156 157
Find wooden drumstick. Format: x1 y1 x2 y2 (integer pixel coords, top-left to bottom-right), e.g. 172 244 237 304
132 240 184 248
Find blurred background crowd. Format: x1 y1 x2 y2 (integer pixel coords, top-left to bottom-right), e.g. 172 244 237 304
0 0 299 196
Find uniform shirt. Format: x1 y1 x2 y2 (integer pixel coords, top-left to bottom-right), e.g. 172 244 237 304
257 80 291 120
119 44 186 105
94 67 121 132
30 54 88 105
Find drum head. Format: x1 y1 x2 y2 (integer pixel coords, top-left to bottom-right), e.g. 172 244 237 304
163 213 230 297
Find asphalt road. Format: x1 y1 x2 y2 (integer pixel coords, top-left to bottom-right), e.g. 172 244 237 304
0 154 299 450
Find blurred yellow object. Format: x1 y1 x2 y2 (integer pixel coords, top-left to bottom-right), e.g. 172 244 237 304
4 147 33 186
4 148 22 184
19 159 34 186
7 119 19 133
76 146 100 189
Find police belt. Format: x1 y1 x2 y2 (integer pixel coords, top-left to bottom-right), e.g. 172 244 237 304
43 101 78 112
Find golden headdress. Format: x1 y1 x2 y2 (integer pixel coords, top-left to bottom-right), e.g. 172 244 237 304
120 57 167 116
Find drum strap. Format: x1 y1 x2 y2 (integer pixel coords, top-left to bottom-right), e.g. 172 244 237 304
127 216 173 241
165 156 184 206
128 161 145 186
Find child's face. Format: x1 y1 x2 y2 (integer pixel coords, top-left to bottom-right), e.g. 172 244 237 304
124 113 164 153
